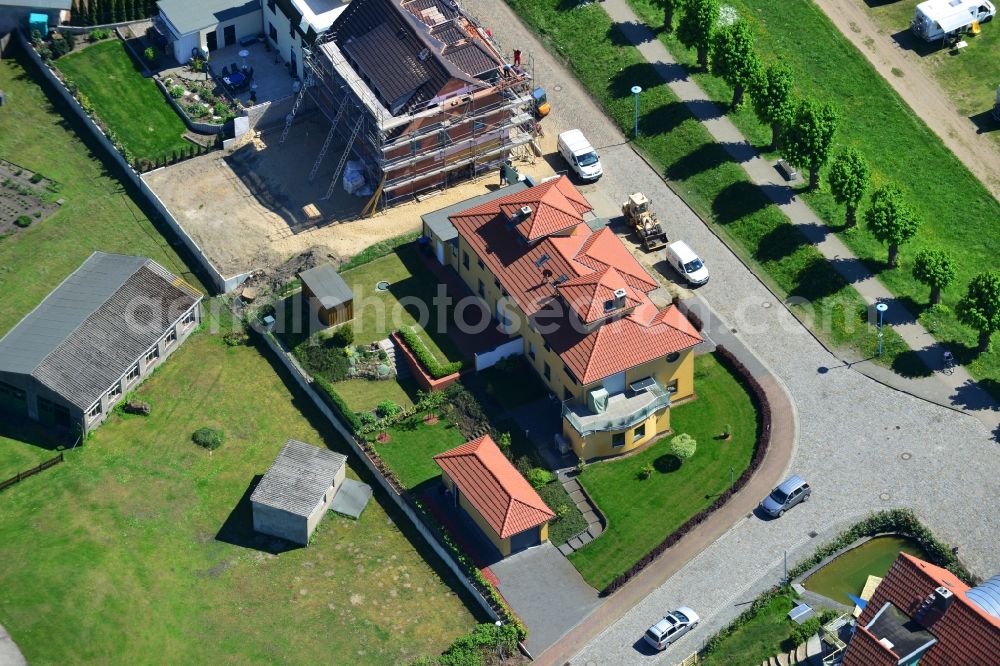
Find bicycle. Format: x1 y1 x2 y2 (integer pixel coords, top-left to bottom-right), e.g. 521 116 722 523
942 351 956 375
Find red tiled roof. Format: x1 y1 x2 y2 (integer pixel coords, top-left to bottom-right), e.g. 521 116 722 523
433 435 555 539
842 626 899 666
449 176 702 384
844 553 1000 666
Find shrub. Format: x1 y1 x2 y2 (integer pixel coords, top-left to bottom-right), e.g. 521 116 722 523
576 458 588 474
29 172 44 184
514 456 533 479
497 431 512 458
88 28 111 42
14 216 32 228
223 329 248 346
144 46 156 61
638 462 654 480
556 503 572 521
789 616 821 646
192 427 224 450
357 411 378 428
329 325 355 348
397 327 463 378
526 467 554 488
212 101 229 117
670 433 697 463
296 339 350 381
416 389 447 412
376 400 401 419
169 86 184 99
312 375 361 433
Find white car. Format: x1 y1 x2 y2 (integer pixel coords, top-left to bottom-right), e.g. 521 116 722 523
643 607 700 651
666 240 709 286
557 129 603 181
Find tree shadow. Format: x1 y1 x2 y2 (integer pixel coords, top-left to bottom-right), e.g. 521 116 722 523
607 62 663 100
969 110 999 134
789 258 848 302
710 180 769 225
682 98 726 123
215 474 304 553
890 350 934 378
949 378 1000 412
753 223 809 264
666 142 732 182
638 100 691 137
607 21 657 47
654 454 681 473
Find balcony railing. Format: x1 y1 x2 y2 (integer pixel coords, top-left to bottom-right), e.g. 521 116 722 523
562 381 671 437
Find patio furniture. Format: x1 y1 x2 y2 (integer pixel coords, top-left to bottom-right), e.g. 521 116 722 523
231 62 239 74
238 34 257 47
223 71 248 92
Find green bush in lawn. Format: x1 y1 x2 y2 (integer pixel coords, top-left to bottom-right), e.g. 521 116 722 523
526 467 554 488
192 427 224 450
329 325 355 348
376 400 401 419
14 216 32 228
789 616 820 646
296 340 350 381
670 433 697 463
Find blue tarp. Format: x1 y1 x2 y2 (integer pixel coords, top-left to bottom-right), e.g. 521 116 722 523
848 594 868 610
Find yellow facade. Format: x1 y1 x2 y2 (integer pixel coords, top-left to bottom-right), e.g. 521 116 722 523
452 235 697 461
441 473 549 557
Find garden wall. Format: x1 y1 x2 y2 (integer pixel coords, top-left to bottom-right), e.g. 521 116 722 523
246 93 302 131
474 337 523 371
153 77 224 135
391 331 463 392
18 31 236 295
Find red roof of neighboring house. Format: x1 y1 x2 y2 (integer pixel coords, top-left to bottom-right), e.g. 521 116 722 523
433 435 555 539
844 553 1000 666
449 176 702 384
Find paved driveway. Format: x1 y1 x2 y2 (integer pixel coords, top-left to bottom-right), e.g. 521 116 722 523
458 2 1000 665
490 543 602 656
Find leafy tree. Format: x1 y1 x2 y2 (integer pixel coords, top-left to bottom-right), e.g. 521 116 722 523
88 0 98 26
957 271 1000 353
655 0 682 33
864 184 920 268
711 20 759 109
780 97 838 191
670 433 697 463
749 63 794 149
677 0 720 70
109 0 120 23
828 148 870 228
912 248 956 306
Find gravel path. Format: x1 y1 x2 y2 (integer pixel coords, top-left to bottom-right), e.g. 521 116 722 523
462 2 999 664
813 0 1000 199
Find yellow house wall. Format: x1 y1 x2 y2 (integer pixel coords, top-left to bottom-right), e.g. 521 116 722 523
441 471 511 556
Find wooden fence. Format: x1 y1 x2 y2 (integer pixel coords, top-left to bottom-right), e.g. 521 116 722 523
0 453 64 492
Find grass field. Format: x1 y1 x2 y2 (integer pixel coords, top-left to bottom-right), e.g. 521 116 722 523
506 0 912 370
569 354 758 590
0 51 202 337
56 40 190 162
625 0 1000 386
0 315 476 664
700 591 798 666
370 412 469 489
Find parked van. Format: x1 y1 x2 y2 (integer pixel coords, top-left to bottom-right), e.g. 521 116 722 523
557 129 602 180
665 240 709 286
911 0 995 42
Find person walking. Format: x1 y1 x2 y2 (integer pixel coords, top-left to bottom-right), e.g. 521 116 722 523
513 49 522 68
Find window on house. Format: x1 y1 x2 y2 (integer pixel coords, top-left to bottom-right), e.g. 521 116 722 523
126 363 140 385
165 328 177 347
633 423 646 442
666 351 680 363
107 384 122 402
451 244 458 256
478 280 485 297
0 381 26 402
528 342 536 360
543 340 551 353
543 362 551 380
612 432 626 448
474 120 485 132
182 309 196 327
665 379 679 394
269 22 278 43
145 347 159 365
463 251 470 270
564 368 579 385
494 278 501 289
478 258 485 270
563 387 573 401
87 402 102 421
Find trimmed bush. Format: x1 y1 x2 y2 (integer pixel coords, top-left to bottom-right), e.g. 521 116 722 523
329 325 355 348
312 375 361 433
296 340 350 382
14 216 32 228
376 400 402 419
192 427 224 450
339 232 419 272
526 467 554 488
397 327 464 379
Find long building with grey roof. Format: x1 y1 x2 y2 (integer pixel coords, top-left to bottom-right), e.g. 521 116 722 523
0 252 202 436
251 439 347 545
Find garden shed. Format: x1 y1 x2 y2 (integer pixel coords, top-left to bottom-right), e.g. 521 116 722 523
298 263 354 327
250 439 347 546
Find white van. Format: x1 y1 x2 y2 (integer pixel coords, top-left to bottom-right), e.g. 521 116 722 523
666 240 709 286
557 129 603 180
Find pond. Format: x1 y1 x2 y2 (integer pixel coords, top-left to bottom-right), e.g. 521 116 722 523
803 535 929 605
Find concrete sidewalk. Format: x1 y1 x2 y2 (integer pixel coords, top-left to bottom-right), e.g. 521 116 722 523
602 0 1000 436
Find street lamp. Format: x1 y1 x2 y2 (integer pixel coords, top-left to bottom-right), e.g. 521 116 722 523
631 85 642 139
495 620 504 663
875 303 888 356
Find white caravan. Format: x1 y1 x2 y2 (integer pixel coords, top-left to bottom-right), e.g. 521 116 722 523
911 0 995 42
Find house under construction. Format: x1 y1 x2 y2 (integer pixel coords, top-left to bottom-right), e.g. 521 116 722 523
288 0 537 209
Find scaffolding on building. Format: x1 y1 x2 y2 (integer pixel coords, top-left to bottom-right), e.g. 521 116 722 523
294 25 538 212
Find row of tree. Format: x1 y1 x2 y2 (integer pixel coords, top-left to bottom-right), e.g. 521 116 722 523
69 0 159 27
658 0 1000 353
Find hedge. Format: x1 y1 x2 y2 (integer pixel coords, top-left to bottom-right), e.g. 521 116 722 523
600 345 771 596
397 327 465 379
312 375 361 433
339 232 420 272
787 508 974 585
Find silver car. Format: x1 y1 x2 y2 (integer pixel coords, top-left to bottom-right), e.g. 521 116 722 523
643 607 700 651
760 475 811 518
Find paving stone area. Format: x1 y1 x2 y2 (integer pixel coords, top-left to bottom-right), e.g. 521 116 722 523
557 473 606 556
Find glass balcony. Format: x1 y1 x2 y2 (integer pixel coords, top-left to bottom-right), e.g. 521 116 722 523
562 380 671 437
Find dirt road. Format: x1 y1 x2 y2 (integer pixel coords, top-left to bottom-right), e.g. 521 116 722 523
814 0 1000 199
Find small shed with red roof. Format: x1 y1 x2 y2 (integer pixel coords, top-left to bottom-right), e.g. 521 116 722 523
434 435 555 557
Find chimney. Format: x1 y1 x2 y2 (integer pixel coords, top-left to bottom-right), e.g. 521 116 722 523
613 288 627 309
519 205 532 219
934 586 955 612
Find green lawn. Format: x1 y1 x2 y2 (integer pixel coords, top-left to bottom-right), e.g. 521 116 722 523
862 0 1000 150
625 0 1000 387
0 51 202 337
370 412 469 489
568 354 758 590
56 40 190 162
0 315 476 664
336 377 421 413
700 591 799 666
507 0 913 374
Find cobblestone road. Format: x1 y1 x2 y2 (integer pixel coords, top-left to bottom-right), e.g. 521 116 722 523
459 2 1000 664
